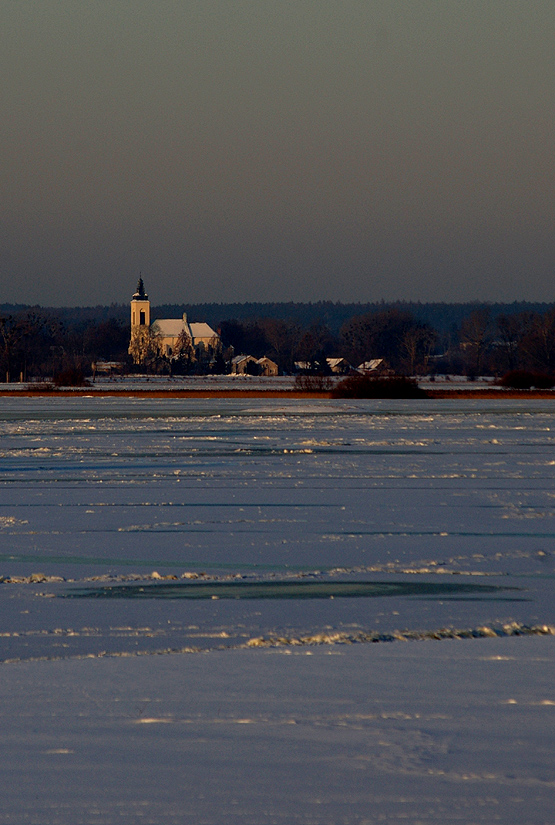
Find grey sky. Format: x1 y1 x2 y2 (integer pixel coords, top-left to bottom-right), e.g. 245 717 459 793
1 1 554 306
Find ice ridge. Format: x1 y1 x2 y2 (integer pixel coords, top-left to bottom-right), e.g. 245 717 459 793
245 622 555 648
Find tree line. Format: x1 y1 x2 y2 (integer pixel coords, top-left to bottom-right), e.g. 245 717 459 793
1 303 555 382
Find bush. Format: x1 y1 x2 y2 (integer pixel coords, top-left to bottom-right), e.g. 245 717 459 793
332 374 428 399
24 382 55 392
497 370 555 390
294 373 333 392
52 367 91 387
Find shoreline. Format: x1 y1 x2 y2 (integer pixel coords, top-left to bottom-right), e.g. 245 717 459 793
1 387 555 399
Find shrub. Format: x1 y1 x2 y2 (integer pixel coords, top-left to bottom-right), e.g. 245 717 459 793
24 382 55 392
497 370 555 390
332 374 428 399
52 367 91 387
294 373 333 392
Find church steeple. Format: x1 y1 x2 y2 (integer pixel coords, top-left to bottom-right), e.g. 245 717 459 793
129 277 152 364
130 277 151 329
132 277 148 301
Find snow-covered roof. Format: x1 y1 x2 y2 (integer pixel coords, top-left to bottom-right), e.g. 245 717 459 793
232 354 256 364
189 322 218 340
152 319 189 338
358 359 384 371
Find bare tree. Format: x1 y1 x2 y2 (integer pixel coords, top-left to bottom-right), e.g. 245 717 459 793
0 315 22 382
495 312 534 374
342 309 435 373
297 321 338 371
459 309 493 377
520 309 555 374
128 326 161 370
0 312 50 382
259 319 301 373
401 326 437 375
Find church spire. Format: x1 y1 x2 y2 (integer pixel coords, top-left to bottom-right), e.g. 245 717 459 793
130 276 151 338
132 277 148 301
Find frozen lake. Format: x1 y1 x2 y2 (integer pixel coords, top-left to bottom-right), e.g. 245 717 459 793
1 397 554 823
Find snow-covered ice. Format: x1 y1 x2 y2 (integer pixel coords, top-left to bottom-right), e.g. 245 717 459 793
1 638 554 824
0 397 554 823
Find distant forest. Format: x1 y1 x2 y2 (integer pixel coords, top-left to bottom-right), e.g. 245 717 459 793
2 299 553 335
1 300 555 382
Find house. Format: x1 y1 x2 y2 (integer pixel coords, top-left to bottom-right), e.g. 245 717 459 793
231 355 259 375
358 359 386 373
326 357 350 374
295 358 349 375
129 279 220 364
231 355 279 376
257 357 278 377
91 361 125 377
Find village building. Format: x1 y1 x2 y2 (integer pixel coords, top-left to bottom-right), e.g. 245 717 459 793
257 356 279 377
91 360 125 377
231 355 258 375
358 359 386 373
295 357 351 374
151 318 219 359
129 278 220 365
326 357 351 374
231 355 279 376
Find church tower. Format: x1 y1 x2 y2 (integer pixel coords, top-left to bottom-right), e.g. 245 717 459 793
130 277 150 330
129 277 152 364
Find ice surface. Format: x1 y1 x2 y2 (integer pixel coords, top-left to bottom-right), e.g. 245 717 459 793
0 397 554 822
1 397 555 657
1 639 554 824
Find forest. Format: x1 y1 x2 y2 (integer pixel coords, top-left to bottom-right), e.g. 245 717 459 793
1 300 555 383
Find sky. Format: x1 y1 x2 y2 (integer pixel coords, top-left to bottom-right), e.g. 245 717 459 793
1 1 554 307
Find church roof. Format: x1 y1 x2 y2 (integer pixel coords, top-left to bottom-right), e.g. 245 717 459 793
189 322 218 339
152 319 190 338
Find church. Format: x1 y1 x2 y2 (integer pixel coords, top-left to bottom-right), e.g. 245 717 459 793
128 278 220 364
